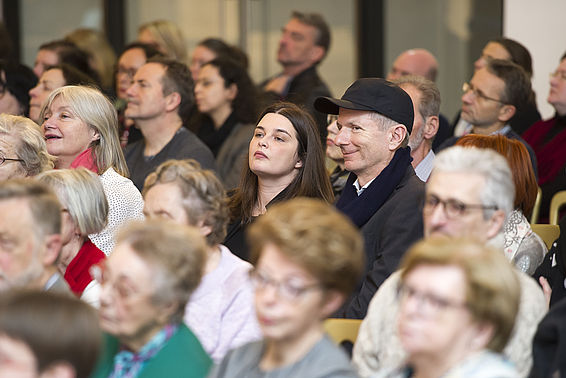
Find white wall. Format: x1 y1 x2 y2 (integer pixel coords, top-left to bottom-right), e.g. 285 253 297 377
504 0 566 119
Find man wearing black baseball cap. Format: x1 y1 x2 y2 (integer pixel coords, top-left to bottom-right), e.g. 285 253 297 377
314 78 424 319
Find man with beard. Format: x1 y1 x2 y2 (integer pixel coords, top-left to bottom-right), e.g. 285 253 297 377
0 179 69 293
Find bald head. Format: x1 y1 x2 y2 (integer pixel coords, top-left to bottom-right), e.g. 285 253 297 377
387 48 438 82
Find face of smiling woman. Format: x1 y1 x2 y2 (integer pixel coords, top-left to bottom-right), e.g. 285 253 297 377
42 96 99 169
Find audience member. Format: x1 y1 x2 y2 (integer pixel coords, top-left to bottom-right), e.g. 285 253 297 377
375 238 520 378
143 159 260 362
353 147 546 377
29 63 97 124
440 59 538 177
0 60 37 117
0 114 54 180
225 102 333 261
529 296 566 377
260 11 332 142
65 28 117 91
325 114 349 199
194 57 258 189
114 42 163 147
0 180 69 294
534 215 566 307
210 198 363 377
314 78 424 319
456 134 545 275
0 290 101 378
124 57 216 190
137 20 188 63
523 51 566 223
33 39 99 83
387 48 450 150
36 168 108 307
189 37 248 81
40 85 144 255
91 220 212 377
392 75 440 182
454 37 541 136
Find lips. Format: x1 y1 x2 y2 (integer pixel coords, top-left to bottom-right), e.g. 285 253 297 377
44 133 61 141
254 151 268 159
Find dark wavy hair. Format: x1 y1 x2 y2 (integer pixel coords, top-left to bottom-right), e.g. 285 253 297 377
229 102 334 223
203 57 258 124
198 38 248 70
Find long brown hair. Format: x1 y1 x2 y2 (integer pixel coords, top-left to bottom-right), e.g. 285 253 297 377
229 102 334 223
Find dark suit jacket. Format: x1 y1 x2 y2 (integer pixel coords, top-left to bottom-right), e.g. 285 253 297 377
338 166 425 319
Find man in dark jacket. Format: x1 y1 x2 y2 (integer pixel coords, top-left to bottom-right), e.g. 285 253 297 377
315 78 425 319
261 11 332 143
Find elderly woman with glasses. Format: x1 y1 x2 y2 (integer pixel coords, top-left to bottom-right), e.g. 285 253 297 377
142 159 260 362
36 168 108 307
40 85 144 255
91 220 212 377
210 198 364 377
0 113 54 181
374 237 520 378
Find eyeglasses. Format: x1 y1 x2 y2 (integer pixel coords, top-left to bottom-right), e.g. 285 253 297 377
397 283 467 315
550 71 566 81
462 82 506 104
90 263 142 301
423 194 498 219
250 269 321 301
0 156 24 166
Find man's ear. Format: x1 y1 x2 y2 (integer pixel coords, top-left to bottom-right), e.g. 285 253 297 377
486 209 506 240
164 91 182 112
43 234 63 267
388 125 407 151
423 116 439 140
497 104 516 123
309 46 325 65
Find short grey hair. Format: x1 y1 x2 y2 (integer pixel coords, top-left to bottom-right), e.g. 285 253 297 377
0 114 55 176
432 146 514 219
36 168 108 236
393 75 440 120
116 220 207 324
368 111 409 148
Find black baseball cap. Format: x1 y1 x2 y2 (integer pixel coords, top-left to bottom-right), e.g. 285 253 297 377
314 78 414 134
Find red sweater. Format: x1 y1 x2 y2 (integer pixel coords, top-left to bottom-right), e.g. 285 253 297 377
64 239 105 296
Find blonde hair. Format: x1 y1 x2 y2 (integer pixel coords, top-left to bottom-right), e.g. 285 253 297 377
399 237 520 352
0 114 55 176
138 20 188 63
39 86 129 177
116 220 206 324
36 168 108 236
143 159 228 246
248 198 364 296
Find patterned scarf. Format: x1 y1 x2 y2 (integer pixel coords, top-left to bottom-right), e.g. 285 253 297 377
109 324 178 378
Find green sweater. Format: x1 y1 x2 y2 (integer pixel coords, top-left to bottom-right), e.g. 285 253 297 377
91 324 212 378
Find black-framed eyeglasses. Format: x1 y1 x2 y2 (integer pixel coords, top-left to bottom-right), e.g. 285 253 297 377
0 156 24 166
423 194 498 219
462 82 507 104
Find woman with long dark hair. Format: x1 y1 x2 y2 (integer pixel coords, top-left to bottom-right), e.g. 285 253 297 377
224 102 334 260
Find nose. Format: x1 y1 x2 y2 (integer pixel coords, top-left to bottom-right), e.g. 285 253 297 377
424 202 448 234
474 57 485 72
256 283 278 306
194 82 202 94
29 84 39 98
334 126 350 146
42 114 56 129
125 82 137 98
461 90 473 105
